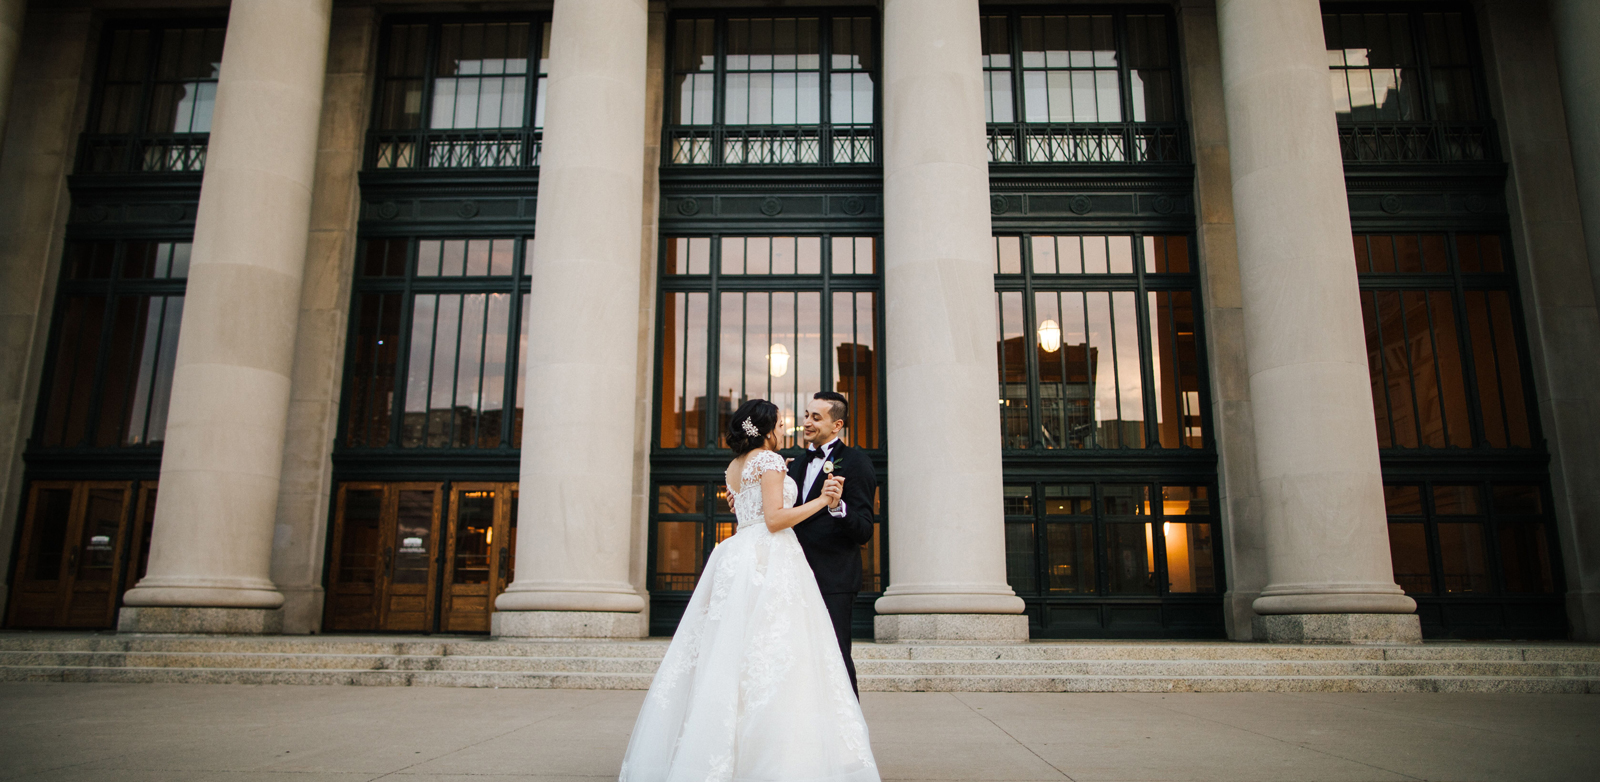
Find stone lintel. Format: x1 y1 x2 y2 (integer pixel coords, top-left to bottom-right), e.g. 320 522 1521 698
117 606 284 635
1252 613 1423 645
874 613 1030 644
490 610 647 639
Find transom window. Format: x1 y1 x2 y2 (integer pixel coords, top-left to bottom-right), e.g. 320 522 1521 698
35 241 189 449
667 13 877 166
1323 6 1494 162
80 21 225 173
994 235 1206 451
367 18 550 170
1355 234 1534 450
980 10 1183 164
341 238 532 451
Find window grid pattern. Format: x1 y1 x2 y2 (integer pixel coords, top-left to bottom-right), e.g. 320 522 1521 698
657 236 881 451
1384 482 1558 597
1356 234 1536 451
1324 9 1495 162
994 235 1207 452
80 22 225 173
1003 482 1220 599
981 11 1184 165
367 18 550 170
35 241 189 449
667 13 878 166
341 238 532 451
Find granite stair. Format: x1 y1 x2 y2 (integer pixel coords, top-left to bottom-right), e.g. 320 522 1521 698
3 632 1597 693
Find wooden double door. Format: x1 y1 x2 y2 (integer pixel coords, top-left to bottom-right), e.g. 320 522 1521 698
6 481 158 628
324 482 518 633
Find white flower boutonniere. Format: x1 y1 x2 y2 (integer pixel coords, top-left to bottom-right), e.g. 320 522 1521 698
822 460 835 475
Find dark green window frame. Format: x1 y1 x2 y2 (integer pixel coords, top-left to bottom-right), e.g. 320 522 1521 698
979 7 1186 165
77 18 227 174
337 236 533 459
365 14 552 171
1322 2 1498 163
30 238 191 454
665 10 881 166
993 233 1211 453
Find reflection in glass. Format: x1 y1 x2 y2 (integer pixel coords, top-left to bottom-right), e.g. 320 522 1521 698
717 290 821 449
1018 15 1121 123
659 292 710 448
337 490 383 586
1162 522 1214 593
1498 522 1555 594
1437 522 1490 592
996 291 1029 449
1491 484 1541 515
402 291 513 448
1433 484 1482 515
658 485 706 516
1384 484 1423 515
1046 523 1095 593
76 490 125 582
453 490 495 585
654 521 705 591
1464 290 1532 448
1149 290 1203 449
1388 522 1432 594
431 23 531 130
1104 522 1155 594
832 291 879 448
392 490 434 584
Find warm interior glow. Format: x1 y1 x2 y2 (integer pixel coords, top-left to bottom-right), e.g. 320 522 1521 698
1037 319 1062 353
485 527 492 545
768 343 790 377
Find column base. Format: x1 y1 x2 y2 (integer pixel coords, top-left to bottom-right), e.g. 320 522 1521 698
874 613 1030 644
490 611 646 639
1252 613 1422 645
117 606 284 635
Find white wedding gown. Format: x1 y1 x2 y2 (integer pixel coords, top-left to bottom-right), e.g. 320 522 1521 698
618 449 880 782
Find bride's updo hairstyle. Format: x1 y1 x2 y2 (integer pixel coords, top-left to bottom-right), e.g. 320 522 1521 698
726 399 779 455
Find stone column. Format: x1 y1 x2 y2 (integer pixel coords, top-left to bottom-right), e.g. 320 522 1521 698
120 0 333 634
0 0 24 157
873 0 1027 643
1487 0 1600 641
1215 0 1418 644
1552 0 1600 310
492 0 649 639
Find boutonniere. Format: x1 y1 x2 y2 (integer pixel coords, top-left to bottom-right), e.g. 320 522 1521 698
822 459 835 475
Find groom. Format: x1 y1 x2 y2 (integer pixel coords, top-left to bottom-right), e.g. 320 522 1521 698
788 391 877 696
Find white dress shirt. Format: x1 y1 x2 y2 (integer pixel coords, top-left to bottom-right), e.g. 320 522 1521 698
803 438 848 518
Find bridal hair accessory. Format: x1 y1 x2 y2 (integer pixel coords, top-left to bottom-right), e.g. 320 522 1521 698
741 418 760 437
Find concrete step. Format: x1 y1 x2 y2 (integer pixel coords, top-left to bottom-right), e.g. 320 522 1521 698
2 632 1596 693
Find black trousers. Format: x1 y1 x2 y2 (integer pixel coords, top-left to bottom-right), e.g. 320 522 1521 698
820 591 859 696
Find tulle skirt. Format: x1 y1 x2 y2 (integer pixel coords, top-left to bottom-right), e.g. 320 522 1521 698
618 522 879 782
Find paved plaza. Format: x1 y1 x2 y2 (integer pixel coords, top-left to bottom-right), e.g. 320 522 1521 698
1 683 1597 781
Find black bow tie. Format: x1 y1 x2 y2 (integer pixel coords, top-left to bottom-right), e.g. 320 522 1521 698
806 447 832 462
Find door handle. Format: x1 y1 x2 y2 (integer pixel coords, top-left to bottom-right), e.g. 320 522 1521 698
498 546 510 582
382 546 393 574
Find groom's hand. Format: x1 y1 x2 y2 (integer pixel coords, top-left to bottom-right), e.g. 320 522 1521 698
823 475 844 509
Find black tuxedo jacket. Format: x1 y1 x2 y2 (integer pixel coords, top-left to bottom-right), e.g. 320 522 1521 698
787 442 877 594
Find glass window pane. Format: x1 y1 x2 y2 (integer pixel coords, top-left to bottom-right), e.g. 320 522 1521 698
1384 484 1423 515
23 488 74 582
832 291 879 449
1162 522 1215 593
1388 522 1432 594
653 520 704 591
1104 522 1156 594
1433 484 1483 515
1004 485 1034 516
658 484 706 515
1006 521 1038 594
1491 484 1542 515
453 489 495 584
997 291 1029 449
392 490 435 584
1046 522 1096 593
1044 484 1092 515
336 489 383 585
1437 522 1490 593
1498 522 1555 593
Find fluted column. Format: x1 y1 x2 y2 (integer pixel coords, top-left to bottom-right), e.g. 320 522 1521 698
873 0 1027 643
119 0 332 634
492 0 649 638
1215 0 1418 643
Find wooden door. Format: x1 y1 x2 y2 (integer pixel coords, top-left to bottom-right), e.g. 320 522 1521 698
441 483 517 633
323 482 443 632
6 481 133 628
123 482 159 594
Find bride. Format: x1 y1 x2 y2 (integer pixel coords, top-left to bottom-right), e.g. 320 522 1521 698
618 399 880 782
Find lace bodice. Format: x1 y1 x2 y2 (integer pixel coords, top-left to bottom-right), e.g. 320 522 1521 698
729 449 797 529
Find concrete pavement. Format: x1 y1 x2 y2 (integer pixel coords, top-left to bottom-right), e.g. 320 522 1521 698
1 683 1597 781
